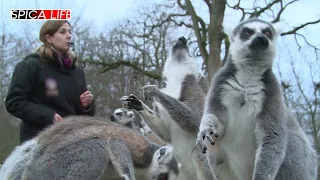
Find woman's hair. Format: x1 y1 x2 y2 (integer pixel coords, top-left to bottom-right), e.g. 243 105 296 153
35 20 77 65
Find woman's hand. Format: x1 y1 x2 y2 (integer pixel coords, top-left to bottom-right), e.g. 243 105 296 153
53 113 63 123
80 90 93 108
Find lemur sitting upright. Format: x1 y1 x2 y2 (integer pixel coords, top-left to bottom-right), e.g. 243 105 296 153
196 18 318 180
121 37 215 180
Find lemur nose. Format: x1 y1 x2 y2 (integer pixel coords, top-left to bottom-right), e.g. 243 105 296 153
257 35 268 44
178 36 187 45
250 34 269 50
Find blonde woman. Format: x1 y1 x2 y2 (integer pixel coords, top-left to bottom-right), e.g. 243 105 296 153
5 20 95 144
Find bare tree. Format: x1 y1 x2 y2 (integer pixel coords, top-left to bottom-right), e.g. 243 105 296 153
68 4 177 116
156 0 320 81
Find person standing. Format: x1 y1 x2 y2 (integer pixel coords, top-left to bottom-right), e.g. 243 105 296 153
5 20 95 144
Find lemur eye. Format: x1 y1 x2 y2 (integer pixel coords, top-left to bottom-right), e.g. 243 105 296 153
241 27 254 39
160 148 166 156
115 112 122 116
263 31 272 38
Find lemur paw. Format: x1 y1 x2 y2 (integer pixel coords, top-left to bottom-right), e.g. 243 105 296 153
196 115 220 154
143 85 159 101
120 94 143 111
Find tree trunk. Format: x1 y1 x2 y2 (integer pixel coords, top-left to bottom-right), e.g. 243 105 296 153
207 0 226 80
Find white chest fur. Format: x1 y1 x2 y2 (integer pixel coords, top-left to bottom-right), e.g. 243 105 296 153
153 58 203 180
161 59 203 99
219 69 265 180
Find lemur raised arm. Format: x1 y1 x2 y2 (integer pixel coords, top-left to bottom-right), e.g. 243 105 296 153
20 116 180 180
120 94 171 142
196 18 318 180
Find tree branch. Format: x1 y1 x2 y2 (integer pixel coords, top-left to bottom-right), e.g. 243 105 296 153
281 19 320 36
184 0 208 62
249 0 281 18
226 0 247 21
271 0 298 23
81 58 162 80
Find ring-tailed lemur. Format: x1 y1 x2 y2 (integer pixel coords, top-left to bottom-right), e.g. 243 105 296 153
121 95 171 143
196 18 318 180
112 107 168 146
0 138 37 180
123 37 215 180
110 107 141 130
18 116 180 180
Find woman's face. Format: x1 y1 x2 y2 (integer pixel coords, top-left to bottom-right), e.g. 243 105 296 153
46 22 72 53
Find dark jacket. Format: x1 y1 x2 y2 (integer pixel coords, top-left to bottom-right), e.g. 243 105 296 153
5 53 95 144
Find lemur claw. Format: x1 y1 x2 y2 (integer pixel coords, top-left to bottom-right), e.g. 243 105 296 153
120 94 143 111
196 125 219 154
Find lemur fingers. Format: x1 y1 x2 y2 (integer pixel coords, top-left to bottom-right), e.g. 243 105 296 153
196 128 218 154
196 114 222 154
120 94 143 111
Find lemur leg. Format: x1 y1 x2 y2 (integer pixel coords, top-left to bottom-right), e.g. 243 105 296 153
143 85 199 134
107 138 136 180
191 149 216 180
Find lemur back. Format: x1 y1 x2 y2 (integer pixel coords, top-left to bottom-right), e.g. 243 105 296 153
20 116 180 180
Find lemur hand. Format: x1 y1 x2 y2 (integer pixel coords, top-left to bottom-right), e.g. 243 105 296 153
120 94 143 111
142 85 160 101
196 114 221 154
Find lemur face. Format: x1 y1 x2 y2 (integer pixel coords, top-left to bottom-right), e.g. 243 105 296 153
111 108 134 125
170 36 191 61
150 146 180 180
163 36 204 81
229 18 279 62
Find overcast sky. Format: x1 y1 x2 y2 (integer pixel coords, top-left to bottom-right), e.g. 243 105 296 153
1 0 320 94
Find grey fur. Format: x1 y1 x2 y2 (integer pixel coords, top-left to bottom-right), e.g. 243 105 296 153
196 18 318 180
0 138 37 180
20 116 180 180
140 120 168 146
121 94 171 142
137 37 214 180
